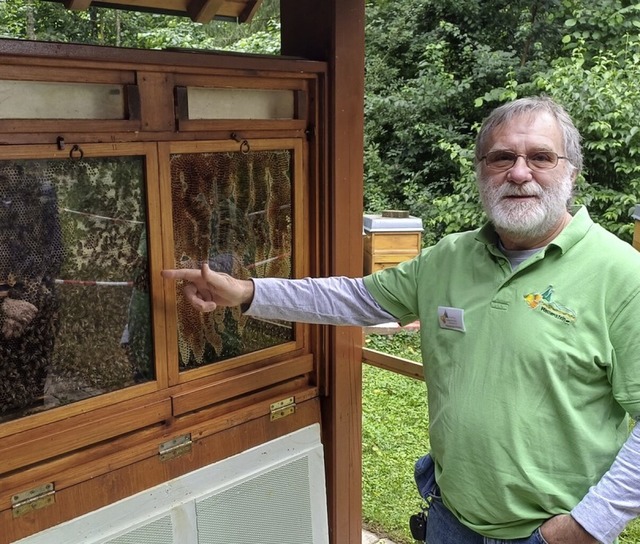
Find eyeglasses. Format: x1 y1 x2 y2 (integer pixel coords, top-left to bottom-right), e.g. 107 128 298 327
480 150 569 171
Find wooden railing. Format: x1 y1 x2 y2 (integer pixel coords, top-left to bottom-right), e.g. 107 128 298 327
361 347 424 381
361 320 424 380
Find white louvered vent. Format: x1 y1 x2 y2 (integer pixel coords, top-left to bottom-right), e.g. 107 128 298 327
106 516 174 544
196 457 313 544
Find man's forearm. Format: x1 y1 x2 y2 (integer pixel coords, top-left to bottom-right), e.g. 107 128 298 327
245 276 396 326
571 423 640 543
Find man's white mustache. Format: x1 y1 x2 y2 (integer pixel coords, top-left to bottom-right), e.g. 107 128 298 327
499 184 542 198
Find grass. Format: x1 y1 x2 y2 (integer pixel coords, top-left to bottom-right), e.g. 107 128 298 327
361 331 640 544
362 331 429 543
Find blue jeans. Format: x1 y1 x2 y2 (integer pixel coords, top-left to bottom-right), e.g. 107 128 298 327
425 496 549 544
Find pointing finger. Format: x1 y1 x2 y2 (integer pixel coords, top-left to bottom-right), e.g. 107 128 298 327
161 268 202 281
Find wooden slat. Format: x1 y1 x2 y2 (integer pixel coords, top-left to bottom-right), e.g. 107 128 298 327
0 398 172 475
0 38 326 76
145 146 171 388
0 141 153 160
177 118 307 133
362 348 425 381
172 354 314 415
175 74 309 90
237 0 261 22
72 0 262 22
64 0 93 9
138 71 176 132
187 0 225 23
156 141 181 386
368 232 422 251
327 2 366 542
0 119 141 133
0 64 135 84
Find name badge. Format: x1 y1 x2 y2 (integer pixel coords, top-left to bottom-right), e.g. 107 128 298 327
438 306 466 332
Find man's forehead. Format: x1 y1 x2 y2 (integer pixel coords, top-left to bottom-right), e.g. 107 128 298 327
487 112 563 148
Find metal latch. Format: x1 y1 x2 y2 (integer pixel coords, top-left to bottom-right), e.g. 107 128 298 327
158 433 192 461
270 397 296 421
12 483 55 518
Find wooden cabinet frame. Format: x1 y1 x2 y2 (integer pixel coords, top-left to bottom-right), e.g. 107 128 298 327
158 138 310 387
0 42 330 543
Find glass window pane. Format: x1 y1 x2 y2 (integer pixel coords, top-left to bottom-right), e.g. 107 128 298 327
0 157 153 422
171 150 294 370
0 80 126 119
187 88 295 120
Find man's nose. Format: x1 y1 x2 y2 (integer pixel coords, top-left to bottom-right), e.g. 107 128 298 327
507 155 533 184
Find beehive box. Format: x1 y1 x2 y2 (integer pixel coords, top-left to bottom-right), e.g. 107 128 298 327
633 205 640 252
363 211 423 274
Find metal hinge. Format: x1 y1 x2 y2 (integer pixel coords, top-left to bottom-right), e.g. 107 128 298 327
158 433 192 461
12 483 55 518
270 397 296 421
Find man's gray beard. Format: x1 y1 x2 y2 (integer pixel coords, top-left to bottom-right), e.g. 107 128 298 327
477 172 574 242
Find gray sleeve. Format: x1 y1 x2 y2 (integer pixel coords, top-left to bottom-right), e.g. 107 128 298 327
244 276 397 326
571 423 640 543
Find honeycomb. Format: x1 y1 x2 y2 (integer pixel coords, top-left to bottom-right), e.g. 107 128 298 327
171 150 294 368
0 157 150 420
0 164 65 416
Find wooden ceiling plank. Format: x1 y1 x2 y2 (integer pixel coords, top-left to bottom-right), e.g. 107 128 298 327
187 0 226 23
51 0 264 22
238 0 262 23
64 0 93 10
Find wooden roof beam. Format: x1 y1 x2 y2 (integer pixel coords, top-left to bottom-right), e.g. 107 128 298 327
187 0 225 23
238 0 261 23
64 0 93 10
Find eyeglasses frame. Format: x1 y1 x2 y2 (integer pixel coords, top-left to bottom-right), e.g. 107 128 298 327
479 151 570 171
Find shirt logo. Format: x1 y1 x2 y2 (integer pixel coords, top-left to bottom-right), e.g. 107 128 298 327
438 306 466 332
523 285 577 324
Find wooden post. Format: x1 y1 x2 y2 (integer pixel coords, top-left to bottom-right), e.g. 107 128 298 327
282 3 365 543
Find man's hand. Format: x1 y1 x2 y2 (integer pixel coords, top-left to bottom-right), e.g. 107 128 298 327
1 298 38 338
161 263 254 312
540 514 598 544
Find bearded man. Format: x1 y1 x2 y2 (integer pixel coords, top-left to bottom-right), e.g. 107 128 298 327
163 97 640 544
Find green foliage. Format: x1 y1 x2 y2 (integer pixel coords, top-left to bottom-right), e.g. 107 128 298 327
364 0 568 222
561 1 640 55
623 519 640 543
364 0 515 216
364 0 640 247
222 19 280 54
413 140 485 245
533 36 640 241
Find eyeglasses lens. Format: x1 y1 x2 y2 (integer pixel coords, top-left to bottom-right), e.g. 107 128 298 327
484 151 559 171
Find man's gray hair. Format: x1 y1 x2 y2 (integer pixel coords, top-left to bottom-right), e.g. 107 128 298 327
475 96 583 174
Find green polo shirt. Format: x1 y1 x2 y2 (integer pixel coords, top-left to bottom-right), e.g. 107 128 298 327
363 207 640 539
